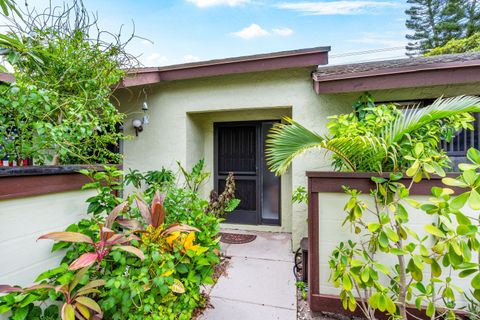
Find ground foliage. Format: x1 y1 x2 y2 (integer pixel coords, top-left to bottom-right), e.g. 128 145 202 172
0 160 240 320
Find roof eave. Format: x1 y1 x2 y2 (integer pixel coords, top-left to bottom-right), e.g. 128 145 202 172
119 46 330 88
313 59 480 94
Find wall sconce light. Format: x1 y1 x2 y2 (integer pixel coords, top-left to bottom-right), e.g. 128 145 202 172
132 118 143 136
132 88 150 137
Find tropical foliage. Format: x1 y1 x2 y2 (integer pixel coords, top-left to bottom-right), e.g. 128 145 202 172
427 32 480 56
0 160 239 320
0 0 137 165
330 147 480 320
266 94 480 175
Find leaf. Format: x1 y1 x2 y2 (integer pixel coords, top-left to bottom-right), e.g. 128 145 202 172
61 303 75 320
151 191 166 228
342 274 352 291
75 302 90 319
105 201 129 228
169 279 185 294
431 259 442 278
38 232 93 244
0 285 23 293
384 227 399 242
367 223 381 232
425 225 446 238
163 223 200 234
116 218 144 230
68 253 98 270
113 245 145 260
472 273 480 289
467 147 480 164
426 302 435 317
76 296 102 313
70 267 89 293
135 197 152 225
450 192 469 210
442 177 468 188
76 280 106 295
468 189 480 210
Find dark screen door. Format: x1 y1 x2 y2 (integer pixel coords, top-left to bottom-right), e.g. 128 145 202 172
214 121 280 225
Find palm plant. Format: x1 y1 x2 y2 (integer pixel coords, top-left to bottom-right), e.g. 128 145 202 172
266 95 480 175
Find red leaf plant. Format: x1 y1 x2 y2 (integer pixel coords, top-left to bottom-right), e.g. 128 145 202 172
116 191 200 240
38 202 144 270
0 267 105 320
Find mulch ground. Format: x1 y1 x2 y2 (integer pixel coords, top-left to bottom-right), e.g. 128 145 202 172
297 287 364 320
192 255 231 319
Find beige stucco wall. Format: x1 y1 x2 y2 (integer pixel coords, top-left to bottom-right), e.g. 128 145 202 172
115 68 480 250
0 190 93 287
115 68 355 248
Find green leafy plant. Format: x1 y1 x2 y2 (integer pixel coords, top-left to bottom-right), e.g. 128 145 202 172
296 281 308 300
266 95 480 174
329 146 480 320
0 160 227 320
0 0 138 165
291 186 308 204
80 165 125 217
0 267 105 320
178 159 210 193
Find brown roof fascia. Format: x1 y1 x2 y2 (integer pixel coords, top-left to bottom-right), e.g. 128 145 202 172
119 46 330 88
313 60 480 94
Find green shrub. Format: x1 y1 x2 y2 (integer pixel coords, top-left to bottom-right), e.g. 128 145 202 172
0 160 238 320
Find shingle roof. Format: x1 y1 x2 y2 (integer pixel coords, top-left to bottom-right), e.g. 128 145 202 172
313 52 480 81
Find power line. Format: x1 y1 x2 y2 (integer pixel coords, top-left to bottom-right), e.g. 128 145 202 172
330 46 405 58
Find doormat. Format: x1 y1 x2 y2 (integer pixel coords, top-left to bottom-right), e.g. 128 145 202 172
220 233 257 244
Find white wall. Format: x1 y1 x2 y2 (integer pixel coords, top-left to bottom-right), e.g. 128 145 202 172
317 192 477 308
0 190 93 287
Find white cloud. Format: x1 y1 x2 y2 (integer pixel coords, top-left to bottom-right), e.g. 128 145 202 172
231 24 294 40
186 0 250 7
272 27 294 36
183 54 201 62
143 53 169 66
232 23 270 40
276 1 399 15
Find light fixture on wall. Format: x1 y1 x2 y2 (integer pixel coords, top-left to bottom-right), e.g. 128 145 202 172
132 88 150 136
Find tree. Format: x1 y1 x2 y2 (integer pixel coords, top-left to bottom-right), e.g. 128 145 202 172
465 0 480 36
405 0 442 56
426 31 480 55
437 0 465 43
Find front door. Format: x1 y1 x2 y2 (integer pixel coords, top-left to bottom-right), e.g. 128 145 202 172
214 121 281 225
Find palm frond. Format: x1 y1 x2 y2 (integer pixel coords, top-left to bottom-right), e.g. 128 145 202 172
323 136 387 172
387 95 480 143
266 117 328 175
266 118 385 175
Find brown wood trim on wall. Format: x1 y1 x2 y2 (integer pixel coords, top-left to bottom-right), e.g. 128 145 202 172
0 165 117 200
306 171 460 319
313 64 480 94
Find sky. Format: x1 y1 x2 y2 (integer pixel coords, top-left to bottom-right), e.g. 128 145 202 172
10 0 410 66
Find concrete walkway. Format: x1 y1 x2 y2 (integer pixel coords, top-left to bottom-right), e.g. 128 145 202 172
200 230 297 320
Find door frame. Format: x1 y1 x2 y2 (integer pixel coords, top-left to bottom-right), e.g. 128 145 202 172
213 120 281 226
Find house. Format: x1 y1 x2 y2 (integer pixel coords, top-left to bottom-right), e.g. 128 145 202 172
114 48 480 249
